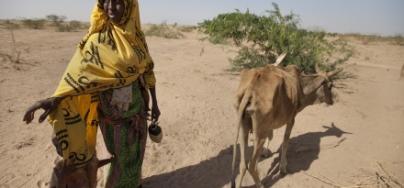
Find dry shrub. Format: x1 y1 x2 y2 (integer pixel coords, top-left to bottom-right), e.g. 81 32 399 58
1 20 20 30
56 20 83 32
45 15 85 32
145 23 184 39
0 24 37 70
178 25 197 33
22 19 46 29
46 14 66 26
390 35 404 46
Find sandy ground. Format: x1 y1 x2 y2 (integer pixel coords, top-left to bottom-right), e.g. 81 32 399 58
0 28 403 188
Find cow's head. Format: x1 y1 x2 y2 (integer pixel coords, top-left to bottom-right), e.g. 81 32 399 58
273 53 340 106
301 65 340 105
322 123 352 137
314 76 334 105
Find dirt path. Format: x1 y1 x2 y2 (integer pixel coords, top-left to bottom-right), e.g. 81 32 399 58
0 29 403 188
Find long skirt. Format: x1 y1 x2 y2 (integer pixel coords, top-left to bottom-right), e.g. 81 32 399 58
98 82 147 188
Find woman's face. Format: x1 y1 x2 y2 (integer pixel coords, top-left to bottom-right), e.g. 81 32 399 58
103 0 125 24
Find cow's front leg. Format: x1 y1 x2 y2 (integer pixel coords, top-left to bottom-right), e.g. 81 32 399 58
280 118 294 175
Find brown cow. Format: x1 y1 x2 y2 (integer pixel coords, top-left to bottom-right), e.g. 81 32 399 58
231 54 339 188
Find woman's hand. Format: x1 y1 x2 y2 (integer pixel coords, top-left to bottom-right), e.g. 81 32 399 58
23 97 63 124
149 87 160 121
151 103 160 122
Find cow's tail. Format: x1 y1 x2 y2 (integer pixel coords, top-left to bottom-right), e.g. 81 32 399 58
231 86 253 188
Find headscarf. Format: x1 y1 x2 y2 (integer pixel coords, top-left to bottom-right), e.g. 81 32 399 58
48 0 155 166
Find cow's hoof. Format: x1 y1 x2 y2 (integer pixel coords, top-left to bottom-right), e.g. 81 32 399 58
231 181 236 188
261 149 272 158
280 164 288 176
280 168 288 176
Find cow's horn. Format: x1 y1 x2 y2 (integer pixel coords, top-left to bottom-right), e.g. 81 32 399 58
274 52 287 66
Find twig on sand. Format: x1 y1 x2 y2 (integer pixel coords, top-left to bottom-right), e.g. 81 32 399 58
376 172 392 188
304 172 339 187
320 174 340 186
376 161 404 188
353 174 377 187
304 172 362 188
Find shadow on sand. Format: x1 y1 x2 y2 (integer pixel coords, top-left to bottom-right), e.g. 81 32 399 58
143 123 351 188
143 145 237 188
257 123 351 187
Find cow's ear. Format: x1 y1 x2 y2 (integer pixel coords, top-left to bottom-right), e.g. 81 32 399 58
303 76 326 95
326 68 342 79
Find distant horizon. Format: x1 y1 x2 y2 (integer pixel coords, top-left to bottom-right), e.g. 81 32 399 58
1 0 403 36
1 18 402 38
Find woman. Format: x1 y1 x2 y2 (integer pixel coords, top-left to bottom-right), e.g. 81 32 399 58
23 0 160 187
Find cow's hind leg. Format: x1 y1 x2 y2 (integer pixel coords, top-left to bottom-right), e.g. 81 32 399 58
280 118 295 175
248 133 265 188
261 131 273 158
236 121 250 188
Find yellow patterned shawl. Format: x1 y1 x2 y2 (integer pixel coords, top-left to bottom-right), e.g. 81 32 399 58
48 0 155 166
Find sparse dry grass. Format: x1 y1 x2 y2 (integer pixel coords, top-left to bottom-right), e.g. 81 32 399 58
0 19 88 32
334 33 404 46
0 20 20 30
0 27 27 70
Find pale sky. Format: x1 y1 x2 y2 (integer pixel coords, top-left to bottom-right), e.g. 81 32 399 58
0 0 403 36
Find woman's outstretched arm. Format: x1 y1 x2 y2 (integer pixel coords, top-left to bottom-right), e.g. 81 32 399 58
23 97 64 124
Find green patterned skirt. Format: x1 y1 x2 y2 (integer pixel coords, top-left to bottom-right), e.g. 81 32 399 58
98 82 147 188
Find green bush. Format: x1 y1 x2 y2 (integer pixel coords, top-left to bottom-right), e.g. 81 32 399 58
145 23 184 39
199 4 352 73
